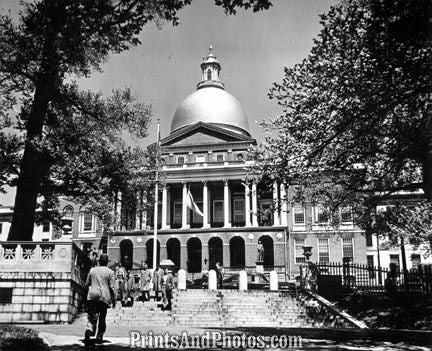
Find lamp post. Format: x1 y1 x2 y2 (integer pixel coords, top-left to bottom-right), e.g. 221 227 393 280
302 246 313 262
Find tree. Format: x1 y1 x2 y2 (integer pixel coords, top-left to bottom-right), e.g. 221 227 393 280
259 0 432 246
0 0 273 241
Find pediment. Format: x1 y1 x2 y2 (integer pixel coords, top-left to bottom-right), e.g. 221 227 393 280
161 122 254 147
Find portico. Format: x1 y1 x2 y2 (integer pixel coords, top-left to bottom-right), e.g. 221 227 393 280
156 179 285 230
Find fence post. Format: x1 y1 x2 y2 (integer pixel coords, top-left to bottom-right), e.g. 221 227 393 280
177 269 187 290
208 270 217 291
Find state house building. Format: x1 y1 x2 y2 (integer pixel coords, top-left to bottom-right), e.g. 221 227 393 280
107 48 367 275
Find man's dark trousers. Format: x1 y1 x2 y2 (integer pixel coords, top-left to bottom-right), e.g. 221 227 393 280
87 300 109 338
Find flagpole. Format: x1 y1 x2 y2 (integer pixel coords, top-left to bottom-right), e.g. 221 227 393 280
153 120 160 270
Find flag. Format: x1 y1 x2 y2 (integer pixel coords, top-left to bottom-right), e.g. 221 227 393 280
186 189 204 217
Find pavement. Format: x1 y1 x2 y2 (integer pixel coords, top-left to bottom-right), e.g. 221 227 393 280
16 317 432 350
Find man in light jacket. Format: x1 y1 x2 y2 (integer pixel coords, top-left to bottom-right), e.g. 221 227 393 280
84 254 116 344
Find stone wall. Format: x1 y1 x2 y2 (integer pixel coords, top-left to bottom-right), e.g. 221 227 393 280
0 242 89 323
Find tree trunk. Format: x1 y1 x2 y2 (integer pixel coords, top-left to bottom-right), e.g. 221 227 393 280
8 76 56 241
422 158 432 202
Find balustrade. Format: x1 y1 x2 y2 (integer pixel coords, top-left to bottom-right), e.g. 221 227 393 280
0 241 91 283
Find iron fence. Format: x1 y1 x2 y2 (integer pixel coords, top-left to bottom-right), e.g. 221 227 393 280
316 261 432 296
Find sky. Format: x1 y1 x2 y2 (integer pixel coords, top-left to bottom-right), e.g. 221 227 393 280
0 0 337 206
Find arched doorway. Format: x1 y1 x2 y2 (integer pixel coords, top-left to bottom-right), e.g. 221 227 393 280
187 237 202 273
259 235 274 268
119 239 133 270
208 237 223 270
229 236 245 268
146 239 160 269
166 238 181 271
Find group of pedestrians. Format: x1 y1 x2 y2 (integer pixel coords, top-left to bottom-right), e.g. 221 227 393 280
143 264 174 311
114 262 136 307
84 254 174 344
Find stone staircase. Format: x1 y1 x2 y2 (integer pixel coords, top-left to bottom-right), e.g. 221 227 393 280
107 300 172 327
73 289 363 329
171 289 310 328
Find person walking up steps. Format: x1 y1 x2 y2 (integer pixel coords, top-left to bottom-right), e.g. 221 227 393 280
140 263 151 302
161 268 174 311
84 254 116 344
153 265 164 302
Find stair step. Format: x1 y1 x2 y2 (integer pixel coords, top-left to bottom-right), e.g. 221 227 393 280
73 290 349 329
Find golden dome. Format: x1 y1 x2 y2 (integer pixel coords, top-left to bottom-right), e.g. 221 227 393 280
171 86 250 136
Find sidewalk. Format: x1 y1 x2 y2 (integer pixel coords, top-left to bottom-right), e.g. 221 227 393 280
24 318 209 348
18 317 432 350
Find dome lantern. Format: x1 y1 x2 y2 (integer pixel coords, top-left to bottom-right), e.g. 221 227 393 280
197 45 224 90
170 47 250 136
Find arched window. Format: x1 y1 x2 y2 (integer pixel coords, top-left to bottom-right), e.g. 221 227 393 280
187 237 202 273
166 238 181 271
120 239 133 270
62 206 74 234
208 237 223 270
258 235 274 268
146 239 160 269
63 206 74 219
229 236 245 268
207 69 212 80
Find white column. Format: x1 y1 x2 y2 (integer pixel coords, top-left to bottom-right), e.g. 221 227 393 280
135 191 141 230
142 190 148 230
223 180 231 228
280 184 288 226
273 181 280 226
110 191 116 231
244 182 251 227
252 181 258 227
161 185 169 229
182 182 189 229
203 181 210 228
117 191 123 230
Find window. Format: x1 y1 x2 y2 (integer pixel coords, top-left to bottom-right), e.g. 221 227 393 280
366 232 373 247
233 198 245 223
0 288 13 304
216 154 224 162
173 202 182 224
411 254 421 269
315 205 327 223
82 213 93 232
295 239 306 264
207 69 212 80
42 221 50 232
63 206 74 219
367 255 374 267
177 156 185 164
213 200 224 223
318 239 329 262
340 207 353 223
259 202 272 226
390 254 400 271
342 238 353 261
293 203 305 225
